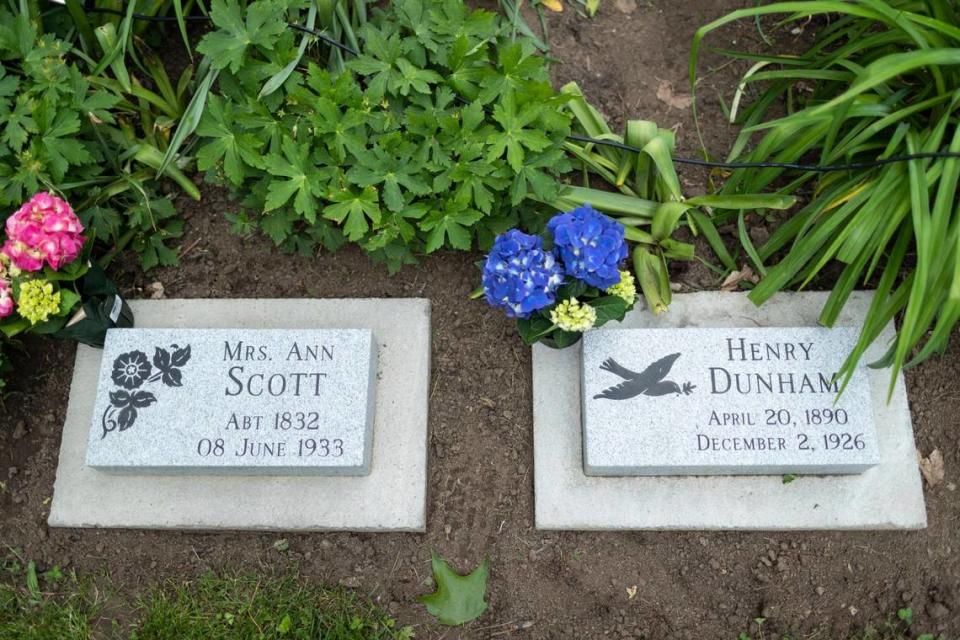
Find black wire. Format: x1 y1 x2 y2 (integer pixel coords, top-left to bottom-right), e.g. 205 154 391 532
76 5 960 174
287 23 359 57
84 7 210 22
82 7 358 55
566 135 960 172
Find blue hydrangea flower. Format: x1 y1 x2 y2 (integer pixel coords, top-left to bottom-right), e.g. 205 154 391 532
547 204 628 289
483 229 564 319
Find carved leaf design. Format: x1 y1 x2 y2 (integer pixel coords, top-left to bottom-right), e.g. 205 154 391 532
102 343 191 437
153 347 171 371
154 344 190 387
117 406 138 431
130 391 157 408
162 368 183 387
171 344 191 367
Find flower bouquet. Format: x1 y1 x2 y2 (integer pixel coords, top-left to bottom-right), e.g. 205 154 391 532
480 205 637 348
0 192 132 350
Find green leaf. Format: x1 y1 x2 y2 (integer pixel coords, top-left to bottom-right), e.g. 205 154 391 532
1 95 35 152
421 203 483 252
260 1 317 98
197 0 288 73
263 138 331 221
478 43 546 103
487 92 552 172
633 246 671 314
685 194 796 210
551 329 582 348
158 67 220 178
25 561 40 602
419 553 489 626
590 296 629 327
58 289 82 317
394 58 443 95
517 314 555 345
196 95 265 185
324 186 382 241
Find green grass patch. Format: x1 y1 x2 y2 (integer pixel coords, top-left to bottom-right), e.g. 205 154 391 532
1 558 413 640
130 573 412 640
691 0 960 395
737 609 942 640
0 566 103 640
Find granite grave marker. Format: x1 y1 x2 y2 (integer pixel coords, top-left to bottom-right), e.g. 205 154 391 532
581 326 879 476
86 327 376 475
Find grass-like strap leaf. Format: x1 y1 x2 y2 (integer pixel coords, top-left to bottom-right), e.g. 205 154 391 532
157 67 219 178
259 2 318 98
685 194 796 210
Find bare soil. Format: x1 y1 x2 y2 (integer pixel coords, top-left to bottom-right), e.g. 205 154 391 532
2 2 959 638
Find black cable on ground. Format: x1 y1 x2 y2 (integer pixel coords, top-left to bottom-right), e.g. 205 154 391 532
82 7 359 55
567 134 960 173
83 7 210 21
287 23 359 56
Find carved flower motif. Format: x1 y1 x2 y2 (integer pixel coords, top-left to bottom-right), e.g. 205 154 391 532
111 350 152 389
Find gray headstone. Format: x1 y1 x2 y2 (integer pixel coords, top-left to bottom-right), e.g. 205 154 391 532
86 328 376 475
581 327 879 476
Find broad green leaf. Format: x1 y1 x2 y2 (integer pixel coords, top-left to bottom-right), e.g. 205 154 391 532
324 186 381 241
591 296 629 327
633 246 670 314
197 0 288 73
419 554 489 626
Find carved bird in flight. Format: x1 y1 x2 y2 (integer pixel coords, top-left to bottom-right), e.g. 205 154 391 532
593 353 696 400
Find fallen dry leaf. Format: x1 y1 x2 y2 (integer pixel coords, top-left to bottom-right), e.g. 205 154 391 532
720 265 759 292
656 80 693 110
614 0 637 14
148 281 166 300
626 585 638 600
539 0 563 12
918 449 945 487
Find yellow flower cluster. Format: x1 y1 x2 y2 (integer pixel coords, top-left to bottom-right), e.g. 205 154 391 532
605 270 637 305
17 280 60 325
550 297 597 333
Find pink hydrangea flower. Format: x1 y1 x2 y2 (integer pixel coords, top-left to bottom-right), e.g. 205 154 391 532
2 192 85 272
0 280 13 319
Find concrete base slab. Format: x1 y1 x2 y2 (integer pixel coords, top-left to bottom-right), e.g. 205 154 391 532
49 298 430 532
533 291 927 531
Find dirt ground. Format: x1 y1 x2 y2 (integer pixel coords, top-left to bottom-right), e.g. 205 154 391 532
2 1 960 638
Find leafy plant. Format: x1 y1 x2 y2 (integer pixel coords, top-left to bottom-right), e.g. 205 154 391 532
0 192 133 399
692 0 960 393
1 6 198 270
419 553 489 626
554 82 796 312
193 0 572 272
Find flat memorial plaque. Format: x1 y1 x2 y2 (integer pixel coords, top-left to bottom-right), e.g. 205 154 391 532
86 328 376 475
581 327 879 476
